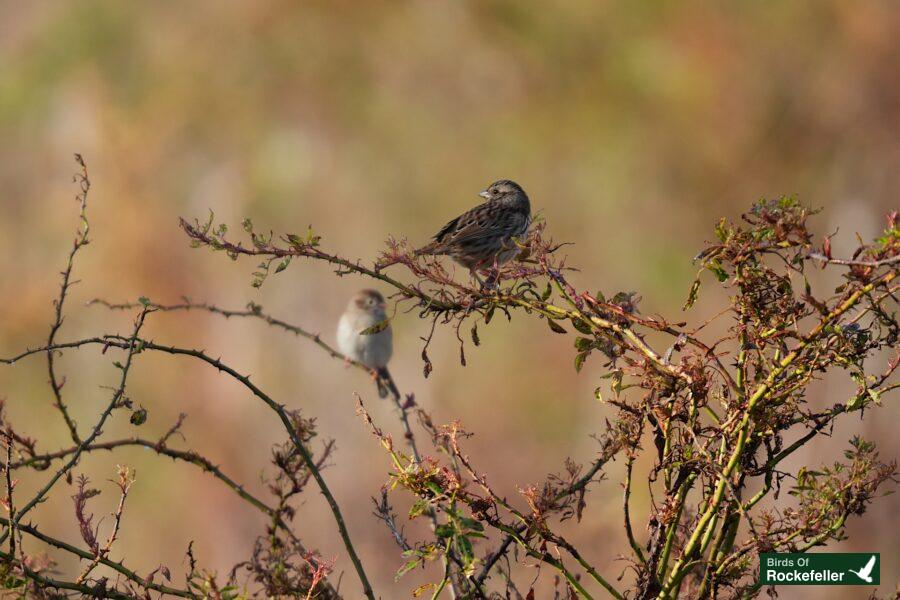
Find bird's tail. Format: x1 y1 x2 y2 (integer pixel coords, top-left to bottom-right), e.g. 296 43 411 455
376 367 401 400
376 242 440 270
413 241 440 256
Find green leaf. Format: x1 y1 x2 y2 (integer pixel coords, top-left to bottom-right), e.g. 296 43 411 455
409 499 429 519
715 217 730 242
274 257 291 274
574 337 593 352
82 487 101 499
868 388 882 405
546 318 567 334
396 557 422 579
846 392 864 411
541 282 552 301
435 524 455 538
571 318 592 334
411 583 435 597
707 261 728 282
360 319 391 335
682 277 701 310
574 352 588 373
0 575 25 589
305 225 322 246
456 535 475 566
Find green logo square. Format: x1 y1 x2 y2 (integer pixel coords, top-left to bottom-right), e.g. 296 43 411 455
760 553 879 586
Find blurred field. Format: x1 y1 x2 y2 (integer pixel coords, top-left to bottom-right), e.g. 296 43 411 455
0 1 898 597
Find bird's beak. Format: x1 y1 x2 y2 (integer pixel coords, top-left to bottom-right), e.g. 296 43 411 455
479 190 491 199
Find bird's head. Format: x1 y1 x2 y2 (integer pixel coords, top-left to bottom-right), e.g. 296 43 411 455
479 180 529 211
350 289 387 317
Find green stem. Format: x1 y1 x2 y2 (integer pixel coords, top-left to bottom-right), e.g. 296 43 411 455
623 457 646 564
431 544 451 600
656 473 697 580
659 273 894 598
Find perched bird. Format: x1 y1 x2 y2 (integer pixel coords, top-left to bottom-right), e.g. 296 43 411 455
383 180 532 286
418 179 531 280
336 289 397 398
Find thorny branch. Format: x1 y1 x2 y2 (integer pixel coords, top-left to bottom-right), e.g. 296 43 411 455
46 153 91 444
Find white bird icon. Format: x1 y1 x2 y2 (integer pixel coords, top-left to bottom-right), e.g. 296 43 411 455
847 555 876 583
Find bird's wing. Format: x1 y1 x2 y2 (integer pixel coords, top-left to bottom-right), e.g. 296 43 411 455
433 214 463 244
414 212 466 255
437 203 523 246
861 555 876 576
435 203 492 244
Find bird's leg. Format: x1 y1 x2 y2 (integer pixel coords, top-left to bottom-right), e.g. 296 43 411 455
468 267 487 290
470 269 500 292
482 269 500 290
489 254 504 289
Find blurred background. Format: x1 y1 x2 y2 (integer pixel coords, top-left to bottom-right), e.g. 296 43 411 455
0 1 898 597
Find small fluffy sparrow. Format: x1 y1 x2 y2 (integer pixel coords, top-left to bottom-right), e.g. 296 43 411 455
414 180 531 284
337 289 397 398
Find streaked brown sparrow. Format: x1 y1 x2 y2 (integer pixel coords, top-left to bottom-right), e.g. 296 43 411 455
413 179 531 284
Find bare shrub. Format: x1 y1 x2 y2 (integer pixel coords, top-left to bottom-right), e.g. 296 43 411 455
1 157 896 599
